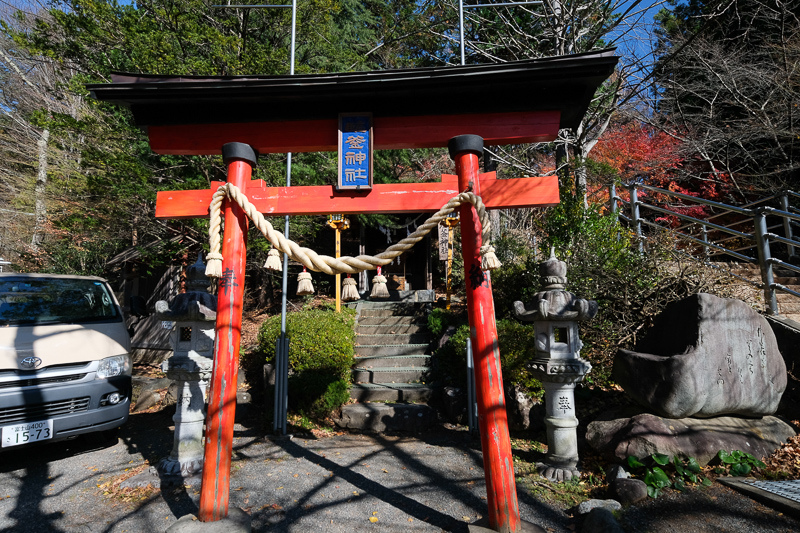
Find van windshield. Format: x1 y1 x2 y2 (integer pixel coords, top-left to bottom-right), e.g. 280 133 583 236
0 278 121 326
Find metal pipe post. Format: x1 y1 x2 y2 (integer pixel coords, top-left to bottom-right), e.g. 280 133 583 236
630 183 643 253
275 0 298 436
199 142 256 522
466 338 477 433
446 224 454 310
449 135 520 533
459 0 465 65
754 209 778 315
780 193 797 258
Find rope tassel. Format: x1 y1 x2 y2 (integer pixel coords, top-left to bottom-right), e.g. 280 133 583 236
297 268 314 296
341 276 359 302
481 245 502 271
205 252 223 278
264 248 282 271
370 266 389 299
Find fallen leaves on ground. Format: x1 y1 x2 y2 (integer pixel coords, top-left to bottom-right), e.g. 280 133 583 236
96 464 160 507
761 428 800 479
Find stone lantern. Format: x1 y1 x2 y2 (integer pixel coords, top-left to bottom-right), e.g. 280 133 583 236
154 254 216 483
513 251 597 482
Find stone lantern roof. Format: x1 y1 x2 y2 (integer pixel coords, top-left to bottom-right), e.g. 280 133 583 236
513 251 598 322
154 255 217 322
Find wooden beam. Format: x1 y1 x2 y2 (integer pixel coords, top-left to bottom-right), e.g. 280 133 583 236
147 111 560 155
155 173 559 219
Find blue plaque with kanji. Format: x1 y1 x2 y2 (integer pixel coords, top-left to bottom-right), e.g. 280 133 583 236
338 113 373 191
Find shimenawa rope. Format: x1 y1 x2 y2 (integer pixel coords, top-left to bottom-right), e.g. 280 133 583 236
204 182 501 278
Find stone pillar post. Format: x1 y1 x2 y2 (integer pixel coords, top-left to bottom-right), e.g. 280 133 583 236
154 255 216 483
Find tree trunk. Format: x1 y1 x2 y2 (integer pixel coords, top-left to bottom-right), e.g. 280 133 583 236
555 140 569 186
32 128 49 250
258 276 274 309
574 159 588 210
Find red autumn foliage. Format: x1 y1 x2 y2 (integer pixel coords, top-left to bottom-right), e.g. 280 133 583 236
591 122 683 187
587 123 741 226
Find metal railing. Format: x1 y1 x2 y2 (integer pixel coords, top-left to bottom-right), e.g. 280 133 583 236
609 183 800 316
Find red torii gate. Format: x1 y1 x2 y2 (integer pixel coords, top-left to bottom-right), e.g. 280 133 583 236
90 51 616 533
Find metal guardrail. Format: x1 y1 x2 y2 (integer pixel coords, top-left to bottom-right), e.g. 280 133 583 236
609 183 800 316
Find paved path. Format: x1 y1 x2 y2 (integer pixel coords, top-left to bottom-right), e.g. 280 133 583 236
1 407 798 532
0 408 571 533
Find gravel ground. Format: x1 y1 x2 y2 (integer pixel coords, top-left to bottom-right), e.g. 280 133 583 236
0 406 798 533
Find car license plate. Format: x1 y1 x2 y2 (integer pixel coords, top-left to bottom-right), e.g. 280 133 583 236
1 420 53 447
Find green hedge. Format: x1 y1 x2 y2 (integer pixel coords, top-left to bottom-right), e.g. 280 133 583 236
245 307 356 418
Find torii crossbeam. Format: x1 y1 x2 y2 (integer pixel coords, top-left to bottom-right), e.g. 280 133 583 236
90 51 617 533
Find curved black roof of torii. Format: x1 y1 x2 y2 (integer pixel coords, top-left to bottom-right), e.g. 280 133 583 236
88 49 618 132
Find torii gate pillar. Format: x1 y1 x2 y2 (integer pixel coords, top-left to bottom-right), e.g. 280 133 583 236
450 135 520 532
197 143 256 522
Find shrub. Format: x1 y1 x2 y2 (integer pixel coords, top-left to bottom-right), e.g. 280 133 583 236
245 307 356 419
427 307 467 337
431 314 543 400
288 372 352 419
256 307 355 378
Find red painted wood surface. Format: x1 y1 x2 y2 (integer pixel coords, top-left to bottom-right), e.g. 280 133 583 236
155 173 559 219
455 148 521 532
147 111 560 155
198 158 251 522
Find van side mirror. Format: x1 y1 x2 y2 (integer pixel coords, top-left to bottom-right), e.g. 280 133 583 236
129 296 149 318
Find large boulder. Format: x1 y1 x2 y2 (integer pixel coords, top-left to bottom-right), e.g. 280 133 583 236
613 293 787 418
586 407 796 466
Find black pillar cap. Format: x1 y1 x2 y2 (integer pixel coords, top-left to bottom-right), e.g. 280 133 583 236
222 142 258 166
448 135 484 160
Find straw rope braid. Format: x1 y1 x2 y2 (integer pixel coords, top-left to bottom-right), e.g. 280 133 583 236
205 182 501 278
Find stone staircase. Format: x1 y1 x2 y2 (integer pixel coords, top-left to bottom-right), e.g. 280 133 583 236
729 262 800 323
348 298 435 403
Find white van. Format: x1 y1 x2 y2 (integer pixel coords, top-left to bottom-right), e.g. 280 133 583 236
0 273 131 448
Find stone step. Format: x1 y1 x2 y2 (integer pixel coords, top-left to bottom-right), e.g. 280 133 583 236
356 333 429 345
357 316 419 326
336 402 435 433
358 307 417 318
354 354 431 368
356 324 427 335
359 289 435 303
352 366 427 383
355 343 429 356
778 302 800 313
349 383 434 402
